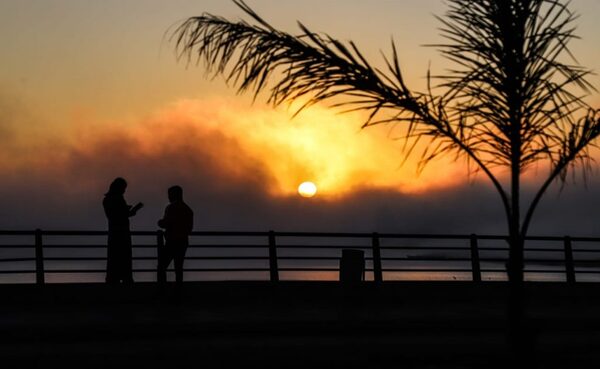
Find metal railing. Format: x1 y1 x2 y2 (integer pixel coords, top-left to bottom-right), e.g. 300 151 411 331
1 230 600 284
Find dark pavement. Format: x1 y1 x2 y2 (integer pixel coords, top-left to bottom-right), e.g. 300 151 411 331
1 282 600 368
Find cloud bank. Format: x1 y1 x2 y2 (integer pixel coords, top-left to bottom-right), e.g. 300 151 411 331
0 96 598 237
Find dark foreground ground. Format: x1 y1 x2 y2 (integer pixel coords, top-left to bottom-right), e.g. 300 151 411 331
1 282 600 368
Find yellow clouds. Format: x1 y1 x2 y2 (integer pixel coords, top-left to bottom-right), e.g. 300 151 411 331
138 98 465 197
1 96 467 199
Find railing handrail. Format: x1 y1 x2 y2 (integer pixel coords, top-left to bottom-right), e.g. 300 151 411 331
1 229 599 242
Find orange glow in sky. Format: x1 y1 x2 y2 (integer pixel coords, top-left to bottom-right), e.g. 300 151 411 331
0 1 598 201
139 99 469 197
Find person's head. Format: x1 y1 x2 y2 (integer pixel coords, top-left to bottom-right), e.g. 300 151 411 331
107 177 127 195
168 185 183 202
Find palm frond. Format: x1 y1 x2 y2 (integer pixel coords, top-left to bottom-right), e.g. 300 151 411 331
171 0 600 239
173 1 415 121
433 0 595 176
170 1 511 199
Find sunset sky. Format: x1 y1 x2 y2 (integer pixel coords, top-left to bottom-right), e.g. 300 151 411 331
1 0 600 235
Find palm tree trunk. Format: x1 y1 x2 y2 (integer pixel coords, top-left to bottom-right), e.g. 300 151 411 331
507 132 530 362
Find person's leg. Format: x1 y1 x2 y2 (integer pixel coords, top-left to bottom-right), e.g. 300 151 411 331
123 234 134 284
105 238 118 284
158 245 174 283
112 232 125 283
157 241 166 283
174 242 188 284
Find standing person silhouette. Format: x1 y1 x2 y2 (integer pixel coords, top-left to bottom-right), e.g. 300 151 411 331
157 185 193 284
103 177 143 284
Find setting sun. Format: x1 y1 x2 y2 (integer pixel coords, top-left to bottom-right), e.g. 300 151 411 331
298 181 318 198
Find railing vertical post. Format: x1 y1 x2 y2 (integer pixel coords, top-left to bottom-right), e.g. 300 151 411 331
268 231 279 282
156 230 165 283
35 229 45 285
372 232 383 283
564 236 576 284
470 234 481 283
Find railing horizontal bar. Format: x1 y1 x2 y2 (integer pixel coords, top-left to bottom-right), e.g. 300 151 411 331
46 231 155 236
0 258 36 263
41 268 384 273
573 260 600 264
188 245 268 249
248 232 481 239
189 232 270 237
522 259 568 263
573 249 600 253
275 245 370 249
38 245 578 252
279 268 376 272
537 236 600 242
37 231 114 236
41 245 106 249
47 245 249 250
524 249 568 253
478 269 567 273
179 268 270 272
480 248 573 253
47 257 299 262
14 256 581 264
39 257 296 261
185 256 268 260
522 236 573 241
6 268 600 275
2 230 600 242
0 230 475 238
380 257 473 262
42 245 156 249
0 245 34 249
0 270 36 274
382 269 473 272
379 234 503 240
479 258 568 263
23 256 588 263
47 256 302 262
277 256 380 261
523 270 572 273
278 256 345 260
571 270 600 274
380 247 470 251
45 257 107 261
0 231 37 236
480 269 508 272
43 270 107 273
279 268 340 271
479 258 509 262
279 268 339 273
44 268 272 273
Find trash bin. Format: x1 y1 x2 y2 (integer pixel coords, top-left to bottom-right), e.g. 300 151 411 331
339 249 365 283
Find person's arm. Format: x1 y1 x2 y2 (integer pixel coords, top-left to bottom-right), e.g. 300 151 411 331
129 202 144 216
157 205 170 229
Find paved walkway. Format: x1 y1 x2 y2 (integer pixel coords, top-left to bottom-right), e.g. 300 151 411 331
1 282 599 368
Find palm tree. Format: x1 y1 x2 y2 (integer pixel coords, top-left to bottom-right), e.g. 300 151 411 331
171 0 599 285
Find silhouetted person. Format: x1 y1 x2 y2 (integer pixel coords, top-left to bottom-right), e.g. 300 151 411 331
103 177 143 285
157 185 193 284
